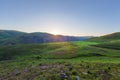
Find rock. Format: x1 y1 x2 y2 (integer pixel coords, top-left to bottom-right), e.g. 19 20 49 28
24 67 30 73
82 72 88 75
40 65 48 70
0 78 3 80
12 69 21 76
59 73 68 80
59 70 68 80
75 76 80 80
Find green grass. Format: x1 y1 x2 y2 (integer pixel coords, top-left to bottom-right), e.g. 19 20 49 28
93 40 120 50
89 32 120 42
0 41 120 80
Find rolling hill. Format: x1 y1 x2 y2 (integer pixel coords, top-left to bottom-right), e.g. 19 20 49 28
93 40 120 50
101 32 120 39
89 32 120 50
89 32 120 42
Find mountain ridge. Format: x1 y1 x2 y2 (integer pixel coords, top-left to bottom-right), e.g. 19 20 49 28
0 30 90 45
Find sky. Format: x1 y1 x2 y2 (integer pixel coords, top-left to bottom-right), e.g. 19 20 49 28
0 0 120 36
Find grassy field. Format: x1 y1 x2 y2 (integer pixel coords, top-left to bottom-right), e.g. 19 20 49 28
0 41 120 80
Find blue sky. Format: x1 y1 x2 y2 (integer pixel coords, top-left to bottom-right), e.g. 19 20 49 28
0 0 120 36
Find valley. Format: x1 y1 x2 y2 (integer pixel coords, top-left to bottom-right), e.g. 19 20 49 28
0 31 120 80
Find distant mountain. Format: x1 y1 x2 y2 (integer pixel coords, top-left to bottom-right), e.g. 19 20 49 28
89 32 120 42
0 30 89 45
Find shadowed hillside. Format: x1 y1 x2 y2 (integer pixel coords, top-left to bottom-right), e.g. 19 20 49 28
0 30 26 39
0 30 89 46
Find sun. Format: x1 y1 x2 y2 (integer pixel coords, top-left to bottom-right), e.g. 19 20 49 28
51 31 60 35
